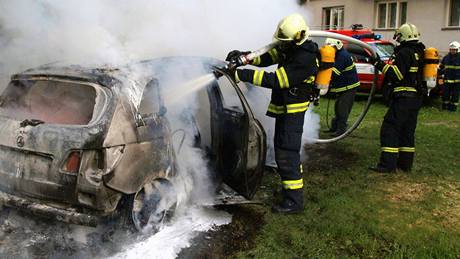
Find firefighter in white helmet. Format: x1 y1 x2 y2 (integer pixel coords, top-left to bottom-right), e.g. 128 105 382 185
225 13 319 214
440 41 460 111
369 23 425 173
324 38 360 136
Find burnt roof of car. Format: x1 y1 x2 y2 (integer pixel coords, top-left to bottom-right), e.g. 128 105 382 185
11 64 126 88
11 57 225 88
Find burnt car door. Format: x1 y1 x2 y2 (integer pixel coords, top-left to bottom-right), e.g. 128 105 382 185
208 73 266 199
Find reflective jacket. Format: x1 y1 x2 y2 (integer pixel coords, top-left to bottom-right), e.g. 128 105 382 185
376 41 425 97
329 48 360 93
236 40 319 117
440 53 460 83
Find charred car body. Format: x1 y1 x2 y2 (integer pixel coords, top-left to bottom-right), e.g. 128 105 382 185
0 57 266 231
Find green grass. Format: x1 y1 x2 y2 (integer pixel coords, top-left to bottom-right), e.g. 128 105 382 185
237 97 460 258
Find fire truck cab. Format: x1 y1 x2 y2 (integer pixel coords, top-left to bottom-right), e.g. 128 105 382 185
327 25 395 93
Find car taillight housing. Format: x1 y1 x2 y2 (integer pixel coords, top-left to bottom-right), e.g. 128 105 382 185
62 151 81 174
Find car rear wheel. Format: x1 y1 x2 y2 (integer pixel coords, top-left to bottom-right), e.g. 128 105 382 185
131 179 177 233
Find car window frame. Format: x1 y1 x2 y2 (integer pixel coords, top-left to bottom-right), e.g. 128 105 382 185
0 77 111 128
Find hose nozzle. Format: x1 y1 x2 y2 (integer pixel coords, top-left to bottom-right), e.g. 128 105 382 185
213 55 247 78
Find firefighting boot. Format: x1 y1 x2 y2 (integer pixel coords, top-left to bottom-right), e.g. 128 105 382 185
369 151 397 173
397 151 414 172
271 189 304 214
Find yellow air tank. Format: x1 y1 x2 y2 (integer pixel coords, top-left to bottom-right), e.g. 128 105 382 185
424 47 439 94
315 45 336 95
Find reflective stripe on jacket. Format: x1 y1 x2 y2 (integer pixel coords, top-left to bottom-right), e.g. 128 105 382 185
376 41 425 97
440 53 460 82
237 40 319 117
329 48 360 93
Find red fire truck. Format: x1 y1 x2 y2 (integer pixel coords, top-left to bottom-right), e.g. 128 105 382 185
327 25 395 93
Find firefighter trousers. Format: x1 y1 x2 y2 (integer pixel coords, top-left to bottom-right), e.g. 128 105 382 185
442 83 460 111
378 96 422 171
274 112 305 208
331 88 357 134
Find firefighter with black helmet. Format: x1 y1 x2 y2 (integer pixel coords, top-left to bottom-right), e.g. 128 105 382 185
369 23 425 173
225 13 319 213
324 38 360 136
440 41 460 112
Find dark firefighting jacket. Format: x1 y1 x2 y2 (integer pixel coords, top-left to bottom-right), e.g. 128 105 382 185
236 40 319 117
375 41 425 98
329 48 360 93
440 53 460 83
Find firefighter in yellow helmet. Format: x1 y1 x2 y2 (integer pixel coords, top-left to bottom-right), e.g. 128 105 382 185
225 13 319 213
369 23 425 173
440 41 460 111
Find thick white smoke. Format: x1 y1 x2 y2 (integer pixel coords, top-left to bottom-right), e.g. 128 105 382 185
0 1 315 257
0 0 311 191
0 0 308 89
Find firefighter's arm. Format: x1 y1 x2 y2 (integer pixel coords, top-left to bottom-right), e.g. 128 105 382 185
378 50 410 83
250 48 280 67
438 56 446 75
236 57 315 90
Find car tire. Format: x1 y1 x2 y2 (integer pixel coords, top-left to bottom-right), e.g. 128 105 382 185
129 179 177 234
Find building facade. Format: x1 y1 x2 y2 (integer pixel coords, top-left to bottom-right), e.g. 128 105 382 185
303 0 460 54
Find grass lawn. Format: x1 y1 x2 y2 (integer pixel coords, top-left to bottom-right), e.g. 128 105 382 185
236 96 460 258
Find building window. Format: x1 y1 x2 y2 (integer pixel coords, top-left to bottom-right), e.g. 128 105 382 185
448 0 460 27
322 6 344 30
376 1 407 29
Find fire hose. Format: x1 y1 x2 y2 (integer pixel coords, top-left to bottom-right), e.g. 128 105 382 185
217 31 379 144
308 31 378 143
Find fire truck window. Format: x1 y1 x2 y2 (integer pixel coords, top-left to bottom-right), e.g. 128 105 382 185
345 43 371 63
371 43 394 59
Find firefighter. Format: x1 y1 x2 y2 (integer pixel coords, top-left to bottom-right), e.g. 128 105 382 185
369 23 425 173
440 41 460 112
225 13 319 213
324 38 360 136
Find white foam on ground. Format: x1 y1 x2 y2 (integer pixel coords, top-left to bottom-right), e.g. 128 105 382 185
110 206 231 259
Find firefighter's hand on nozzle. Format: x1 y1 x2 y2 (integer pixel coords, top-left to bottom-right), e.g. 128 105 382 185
225 50 250 62
213 63 237 80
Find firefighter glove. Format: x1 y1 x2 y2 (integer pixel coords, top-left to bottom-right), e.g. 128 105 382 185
225 50 250 62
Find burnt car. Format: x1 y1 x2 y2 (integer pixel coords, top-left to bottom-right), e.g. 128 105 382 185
0 57 266 231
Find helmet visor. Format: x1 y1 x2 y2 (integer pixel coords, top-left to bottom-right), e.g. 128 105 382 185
274 28 291 41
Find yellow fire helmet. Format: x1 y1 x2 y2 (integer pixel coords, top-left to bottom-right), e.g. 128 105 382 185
325 38 343 50
393 23 420 43
273 13 309 45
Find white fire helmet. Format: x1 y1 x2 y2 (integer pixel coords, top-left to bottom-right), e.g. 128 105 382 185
325 38 343 50
449 41 460 52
